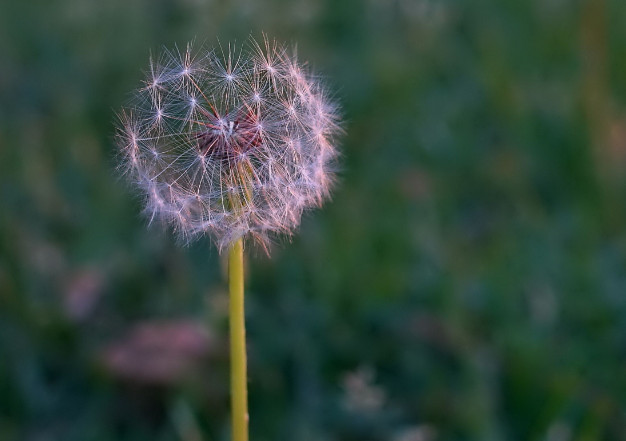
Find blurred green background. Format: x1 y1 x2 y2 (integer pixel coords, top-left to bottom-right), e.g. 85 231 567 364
1 0 626 440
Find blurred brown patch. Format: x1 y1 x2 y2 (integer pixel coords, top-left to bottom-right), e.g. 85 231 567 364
62 267 105 322
398 168 432 201
341 365 386 413
100 320 214 385
393 425 437 441
408 313 462 353
608 114 626 166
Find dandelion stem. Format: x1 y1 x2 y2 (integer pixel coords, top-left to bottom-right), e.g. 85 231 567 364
228 237 248 441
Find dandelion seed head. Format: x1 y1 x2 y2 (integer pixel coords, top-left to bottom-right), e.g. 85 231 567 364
115 36 341 251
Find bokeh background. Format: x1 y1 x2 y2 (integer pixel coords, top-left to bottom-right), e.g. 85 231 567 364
1 0 626 440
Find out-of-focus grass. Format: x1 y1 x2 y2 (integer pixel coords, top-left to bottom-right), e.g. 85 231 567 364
1 0 626 440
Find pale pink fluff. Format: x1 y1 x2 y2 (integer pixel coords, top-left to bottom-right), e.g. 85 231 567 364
116 37 341 251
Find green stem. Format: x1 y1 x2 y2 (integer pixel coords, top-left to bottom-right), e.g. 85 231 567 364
228 238 248 441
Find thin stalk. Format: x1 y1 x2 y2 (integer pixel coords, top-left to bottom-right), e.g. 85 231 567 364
228 237 248 441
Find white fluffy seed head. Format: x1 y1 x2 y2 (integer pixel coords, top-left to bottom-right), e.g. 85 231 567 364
116 37 341 251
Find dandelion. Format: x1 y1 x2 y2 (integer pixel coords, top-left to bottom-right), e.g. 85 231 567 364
115 36 341 441
116 38 340 251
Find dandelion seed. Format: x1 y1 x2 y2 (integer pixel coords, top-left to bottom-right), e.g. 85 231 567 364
115 36 341 251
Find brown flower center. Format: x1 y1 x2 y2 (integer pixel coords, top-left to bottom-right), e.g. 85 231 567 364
194 109 262 160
